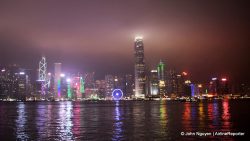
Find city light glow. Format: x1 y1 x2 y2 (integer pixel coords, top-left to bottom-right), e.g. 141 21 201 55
66 78 71 83
212 77 217 81
221 78 227 81
19 72 25 75
135 36 143 41
159 80 165 87
151 70 157 73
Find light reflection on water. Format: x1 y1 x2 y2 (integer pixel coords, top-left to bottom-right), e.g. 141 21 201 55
36 103 46 139
16 102 28 140
222 100 231 130
159 100 167 136
58 102 73 140
0 100 247 140
198 102 205 128
182 103 191 131
112 101 123 141
72 102 82 139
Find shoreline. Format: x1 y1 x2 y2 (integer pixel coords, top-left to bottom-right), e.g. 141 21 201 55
0 97 250 102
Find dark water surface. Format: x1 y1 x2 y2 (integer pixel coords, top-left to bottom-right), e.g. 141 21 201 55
0 100 249 141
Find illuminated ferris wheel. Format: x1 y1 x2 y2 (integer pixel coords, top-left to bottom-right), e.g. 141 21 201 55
112 89 123 100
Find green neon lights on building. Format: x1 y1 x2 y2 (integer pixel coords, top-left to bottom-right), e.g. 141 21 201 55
157 62 165 72
80 77 85 93
157 66 160 73
161 64 164 72
67 84 71 98
57 79 61 96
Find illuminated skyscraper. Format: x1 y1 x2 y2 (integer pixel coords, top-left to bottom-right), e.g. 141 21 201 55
157 60 165 80
134 36 146 98
166 69 177 95
84 72 95 98
209 78 219 96
218 78 230 95
105 74 114 99
176 74 184 97
38 56 47 95
71 76 84 100
17 70 28 100
95 80 106 98
157 60 166 97
150 70 159 96
124 74 133 98
38 56 47 82
54 63 62 98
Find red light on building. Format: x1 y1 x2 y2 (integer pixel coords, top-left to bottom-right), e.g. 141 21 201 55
182 72 188 76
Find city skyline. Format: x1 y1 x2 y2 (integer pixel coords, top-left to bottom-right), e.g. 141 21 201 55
0 1 250 141
0 0 249 84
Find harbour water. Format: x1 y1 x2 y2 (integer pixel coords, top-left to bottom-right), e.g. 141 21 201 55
0 100 249 140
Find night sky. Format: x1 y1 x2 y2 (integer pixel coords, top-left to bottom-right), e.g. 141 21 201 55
0 0 249 83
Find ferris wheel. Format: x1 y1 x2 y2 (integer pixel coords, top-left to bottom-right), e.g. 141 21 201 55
112 89 123 100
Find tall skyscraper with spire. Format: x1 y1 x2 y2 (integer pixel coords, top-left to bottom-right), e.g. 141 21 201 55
134 36 146 98
38 56 47 95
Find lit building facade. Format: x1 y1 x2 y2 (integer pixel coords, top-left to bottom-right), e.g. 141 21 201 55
208 77 231 96
38 56 47 95
84 72 95 98
114 75 125 91
150 70 159 96
166 70 177 96
209 78 219 96
95 80 106 98
124 74 134 98
71 76 84 100
0 65 31 100
54 63 62 98
218 78 230 95
105 74 114 99
134 36 146 98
